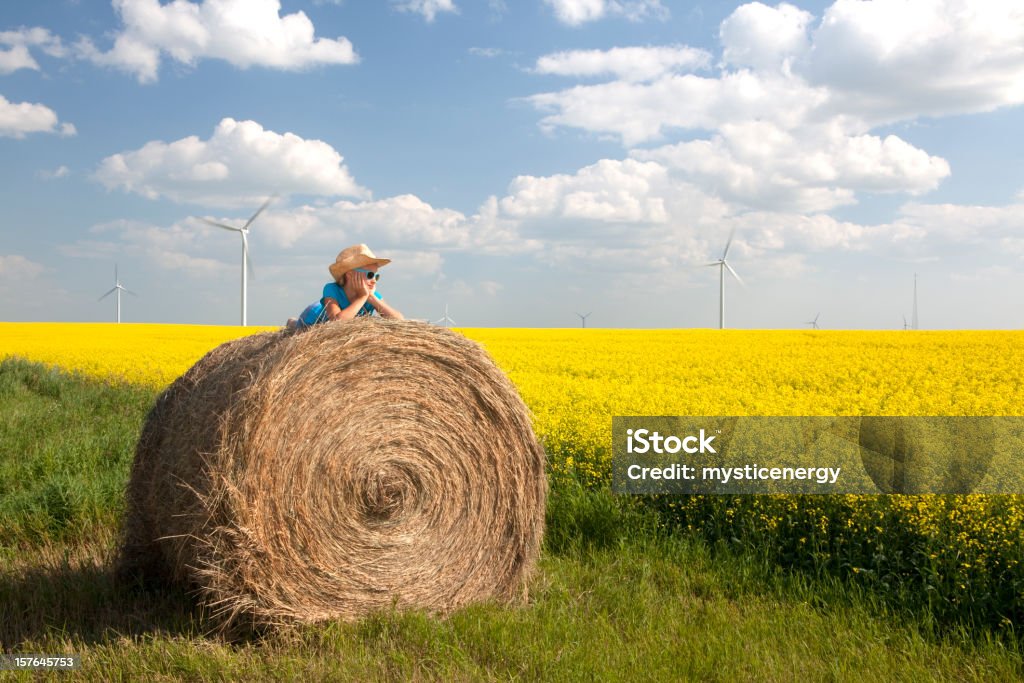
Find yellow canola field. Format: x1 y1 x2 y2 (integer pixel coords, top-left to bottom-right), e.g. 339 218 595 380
0 323 277 389
3 323 1022 482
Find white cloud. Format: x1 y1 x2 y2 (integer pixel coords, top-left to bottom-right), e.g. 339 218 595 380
94 118 368 207
0 27 66 74
534 45 710 82
522 1 1024 215
803 0 1024 123
720 2 813 72
0 45 39 74
0 94 76 138
0 254 45 280
528 70 827 146
890 201 1024 245
499 158 672 223
378 249 444 278
62 218 232 277
249 191 536 257
38 165 71 180
76 0 358 83
543 0 668 26
393 0 458 22
634 121 950 212
529 1 1024 141
259 194 469 249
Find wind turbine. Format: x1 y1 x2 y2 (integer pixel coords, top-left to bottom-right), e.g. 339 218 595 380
433 303 456 328
805 313 820 330
576 312 591 328
198 196 275 326
98 265 135 323
903 315 909 331
705 228 744 329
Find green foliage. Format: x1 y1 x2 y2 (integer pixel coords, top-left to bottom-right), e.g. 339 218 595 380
544 472 659 555
0 358 156 545
652 493 1024 636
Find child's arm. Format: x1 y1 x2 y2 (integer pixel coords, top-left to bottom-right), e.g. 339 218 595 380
324 296 368 321
367 294 404 320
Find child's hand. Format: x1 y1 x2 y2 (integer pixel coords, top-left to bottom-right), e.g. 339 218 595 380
350 273 371 300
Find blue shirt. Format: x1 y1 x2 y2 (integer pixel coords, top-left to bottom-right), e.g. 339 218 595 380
299 282 382 326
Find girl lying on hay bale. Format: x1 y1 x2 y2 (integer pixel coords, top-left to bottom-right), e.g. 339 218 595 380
287 244 403 331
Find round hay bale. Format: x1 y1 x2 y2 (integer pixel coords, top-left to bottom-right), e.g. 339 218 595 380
118 319 547 630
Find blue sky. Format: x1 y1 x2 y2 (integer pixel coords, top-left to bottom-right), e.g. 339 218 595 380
1 0 1022 328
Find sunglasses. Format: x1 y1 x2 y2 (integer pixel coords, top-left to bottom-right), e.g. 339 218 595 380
353 268 381 282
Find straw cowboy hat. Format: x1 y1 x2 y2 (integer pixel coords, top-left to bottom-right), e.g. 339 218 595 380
328 244 391 281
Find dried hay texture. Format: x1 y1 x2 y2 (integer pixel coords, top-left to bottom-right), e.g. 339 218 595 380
118 319 547 631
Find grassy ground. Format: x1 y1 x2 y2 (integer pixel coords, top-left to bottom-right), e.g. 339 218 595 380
1 358 1022 681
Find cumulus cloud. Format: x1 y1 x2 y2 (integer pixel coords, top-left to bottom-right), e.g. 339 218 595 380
93 118 368 207
0 254 46 280
720 2 813 72
258 194 470 249
0 94 76 138
634 121 950 212
0 27 66 74
803 0 1024 123
532 1 1024 142
479 152 1023 274
499 159 671 224
528 70 827 146
522 1 1024 214
543 0 668 26
76 0 358 83
393 0 458 22
62 218 234 277
534 45 710 82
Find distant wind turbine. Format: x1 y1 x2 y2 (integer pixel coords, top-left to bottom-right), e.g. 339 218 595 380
433 303 456 328
805 313 820 330
903 315 909 331
98 264 135 323
705 228 744 329
576 311 591 328
198 195 275 326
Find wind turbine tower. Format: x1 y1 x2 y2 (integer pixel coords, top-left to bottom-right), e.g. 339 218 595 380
198 196 274 326
98 265 135 323
912 273 919 330
705 228 744 329
576 312 591 328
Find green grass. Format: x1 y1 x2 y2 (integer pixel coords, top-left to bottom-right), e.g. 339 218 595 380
1 359 1022 681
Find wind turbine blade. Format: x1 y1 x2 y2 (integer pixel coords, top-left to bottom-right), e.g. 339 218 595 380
243 195 276 231
725 262 744 286
722 227 736 259
200 217 241 233
98 288 117 301
124 288 138 296
704 262 722 268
